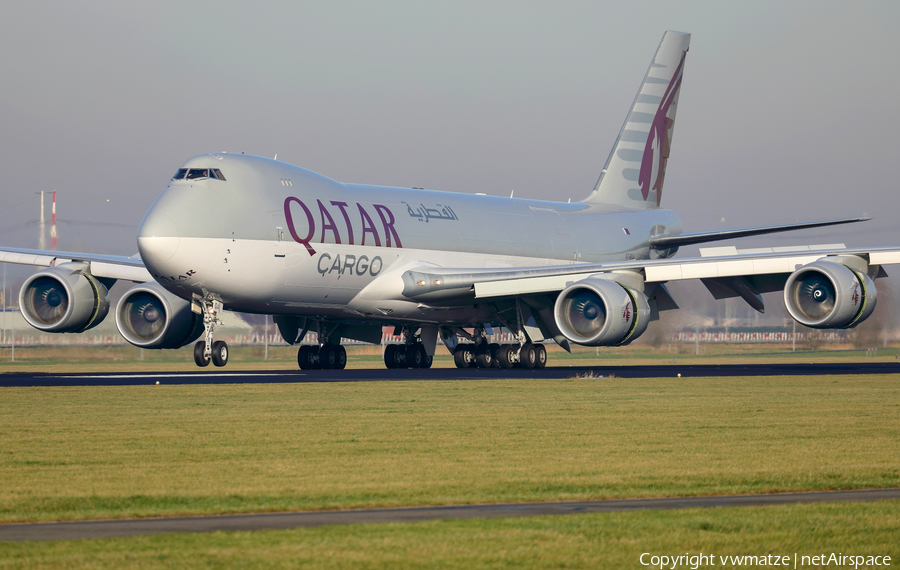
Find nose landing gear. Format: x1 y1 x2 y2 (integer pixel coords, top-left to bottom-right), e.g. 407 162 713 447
193 296 229 367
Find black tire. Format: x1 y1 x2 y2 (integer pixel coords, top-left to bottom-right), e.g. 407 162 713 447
193 341 210 367
384 344 399 369
519 343 537 369
475 345 493 368
298 345 316 369
453 348 466 368
489 343 501 369
335 345 347 370
497 345 516 369
453 346 475 368
415 344 431 369
535 344 547 369
319 345 337 369
406 344 425 368
211 340 228 367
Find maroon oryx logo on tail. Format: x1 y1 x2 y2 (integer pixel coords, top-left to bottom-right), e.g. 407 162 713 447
639 51 686 207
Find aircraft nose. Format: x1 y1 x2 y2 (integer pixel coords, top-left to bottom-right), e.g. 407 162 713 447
137 210 180 264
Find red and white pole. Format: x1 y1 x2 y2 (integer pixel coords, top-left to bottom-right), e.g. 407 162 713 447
51 190 57 250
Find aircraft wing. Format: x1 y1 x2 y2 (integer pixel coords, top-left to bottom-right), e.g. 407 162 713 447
647 217 871 249
400 244 900 308
0 247 152 283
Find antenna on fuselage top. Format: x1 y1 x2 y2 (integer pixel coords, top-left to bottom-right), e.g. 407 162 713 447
274 154 277 160
510 189 514 198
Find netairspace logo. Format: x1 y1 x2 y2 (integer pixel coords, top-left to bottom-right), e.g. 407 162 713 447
640 552 892 569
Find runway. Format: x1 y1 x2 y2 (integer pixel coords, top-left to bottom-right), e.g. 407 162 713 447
2 362 900 387
1 488 897 542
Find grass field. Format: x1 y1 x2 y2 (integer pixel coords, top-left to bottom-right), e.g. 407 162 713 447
2 368 899 566
1 501 898 569
1 375 898 524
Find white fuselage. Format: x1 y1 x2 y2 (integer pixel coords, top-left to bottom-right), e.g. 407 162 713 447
137 153 681 325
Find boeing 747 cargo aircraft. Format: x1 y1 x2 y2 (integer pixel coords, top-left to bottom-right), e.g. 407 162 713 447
2 31 897 370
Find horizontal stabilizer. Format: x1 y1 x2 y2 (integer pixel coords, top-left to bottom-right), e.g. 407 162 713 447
649 217 870 249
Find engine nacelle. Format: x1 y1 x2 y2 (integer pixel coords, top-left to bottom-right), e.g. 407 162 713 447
19 264 110 333
115 282 204 348
784 260 876 329
553 277 651 346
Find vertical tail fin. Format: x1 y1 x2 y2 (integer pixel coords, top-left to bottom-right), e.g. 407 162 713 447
582 31 690 209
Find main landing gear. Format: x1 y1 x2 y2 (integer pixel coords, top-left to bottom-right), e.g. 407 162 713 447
447 325 547 369
384 343 433 369
193 297 229 367
384 325 434 369
295 321 349 370
453 342 547 369
297 344 348 370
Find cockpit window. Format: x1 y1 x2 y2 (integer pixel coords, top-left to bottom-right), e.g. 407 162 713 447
172 168 225 181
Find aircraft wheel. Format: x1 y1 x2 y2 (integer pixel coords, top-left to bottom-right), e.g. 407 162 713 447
462 346 476 368
535 344 547 369
319 345 337 369
475 345 493 368
211 340 229 367
416 344 432 368
497 345 516 368
335 345 347 370
298 345 316 369
519 343 537 369
453 346 475 368
406 344 425 368
416 344 431 368
489 343 501 368
453 348 466 368
384 344 401 369
193 341 210 367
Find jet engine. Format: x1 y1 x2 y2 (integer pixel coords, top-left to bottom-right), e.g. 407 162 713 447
19 264 110 333
115 282 204 348
553 276 651 346
784 260 876 329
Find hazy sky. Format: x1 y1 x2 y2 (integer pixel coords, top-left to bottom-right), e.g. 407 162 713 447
1 0 898 266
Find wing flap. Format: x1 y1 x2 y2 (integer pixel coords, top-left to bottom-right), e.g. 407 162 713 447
644 254 824 282
89 262 152 282
0 250 61 267
474 273 597 298
870 251 900 265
